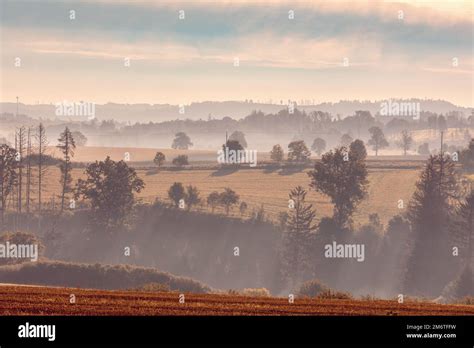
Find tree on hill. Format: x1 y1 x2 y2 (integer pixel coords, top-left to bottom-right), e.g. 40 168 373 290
172 155 189 167
168 182 185 208
75 157 145 229
281 186 317 287
172 132 193 149
397 130 413 156
153 152 166 167
228 131 248 148
308 145 368 227
270 144 284 162
311 138 326 156
288 140 311 162
404 154 459 296
368 126 389 156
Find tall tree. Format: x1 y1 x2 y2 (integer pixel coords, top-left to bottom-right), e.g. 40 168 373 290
397 130 413 156
36 123 48 221
368 126 389 156
281 186 317 288
57 127 76 212
404 154 459 295
16 127 26 213
25 128 33 214
0 144 18 227
308 145 368 227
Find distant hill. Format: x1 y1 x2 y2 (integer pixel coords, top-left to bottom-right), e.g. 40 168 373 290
0 99 471 123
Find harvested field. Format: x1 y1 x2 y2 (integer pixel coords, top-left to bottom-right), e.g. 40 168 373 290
0 285 473 316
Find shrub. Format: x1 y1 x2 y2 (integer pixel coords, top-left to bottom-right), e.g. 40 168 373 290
297 279 329 297
241 288 271 297
316 289 353 300
130 282 170 292
0 261 210 293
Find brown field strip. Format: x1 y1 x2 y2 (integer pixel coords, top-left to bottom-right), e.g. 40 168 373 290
0 285 473 316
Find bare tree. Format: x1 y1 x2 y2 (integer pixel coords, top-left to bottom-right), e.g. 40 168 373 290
16 127 26 213
37 123 48 227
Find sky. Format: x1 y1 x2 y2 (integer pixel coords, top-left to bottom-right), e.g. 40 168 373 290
0 0 473 106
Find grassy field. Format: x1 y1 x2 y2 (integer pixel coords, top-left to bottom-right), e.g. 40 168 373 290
0 284 472 316
38 165 419 225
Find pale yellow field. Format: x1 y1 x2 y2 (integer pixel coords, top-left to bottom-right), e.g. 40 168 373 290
37 165 419 226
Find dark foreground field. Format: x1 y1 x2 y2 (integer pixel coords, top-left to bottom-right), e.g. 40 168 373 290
1 285 473 316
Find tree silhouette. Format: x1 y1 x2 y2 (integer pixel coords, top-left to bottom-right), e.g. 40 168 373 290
153 152 166 167
207 191 220 213
308 145 368 227
270 144 284 162
75 157 145 229
0 144 18 226
229 131 248 148
311 138 326 156
172 132 193 149
288 140 311 162
281 186 316 287
368 126 389 156
397 130 413 156
184 185 201 211
168 182 185 207
404 154 458 295
58 127 76 212
172 155 189 167
219 188 239 215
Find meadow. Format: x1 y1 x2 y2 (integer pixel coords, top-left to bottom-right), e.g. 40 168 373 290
39 160 420 226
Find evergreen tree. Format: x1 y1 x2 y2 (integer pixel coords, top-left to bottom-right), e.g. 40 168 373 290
404 154 459 295
57 127 76 212
281 186 317 288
